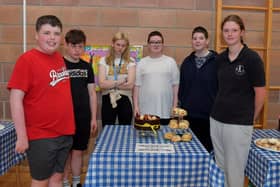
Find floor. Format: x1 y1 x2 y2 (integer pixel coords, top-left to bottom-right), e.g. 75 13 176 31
0 134 96 187
0 121 278 187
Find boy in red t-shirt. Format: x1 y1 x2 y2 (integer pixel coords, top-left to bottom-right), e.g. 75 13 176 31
7 15 75 187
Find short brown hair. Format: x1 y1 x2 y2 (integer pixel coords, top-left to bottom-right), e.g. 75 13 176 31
65 29 86 44
35 15 62 32
147 31 164 44
192 26 209 39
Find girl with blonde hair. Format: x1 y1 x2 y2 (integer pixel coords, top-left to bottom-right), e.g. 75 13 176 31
99 32 136 127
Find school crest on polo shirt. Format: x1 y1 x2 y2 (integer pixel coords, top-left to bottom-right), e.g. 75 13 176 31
235 64 245 76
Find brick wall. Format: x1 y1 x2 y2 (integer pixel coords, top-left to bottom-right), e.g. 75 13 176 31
0 0 279 128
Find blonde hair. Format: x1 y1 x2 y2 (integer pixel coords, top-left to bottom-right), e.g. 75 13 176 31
105 32 130 66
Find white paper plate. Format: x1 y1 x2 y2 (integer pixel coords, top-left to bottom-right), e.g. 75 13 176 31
254 138 280 153
0 124 5 130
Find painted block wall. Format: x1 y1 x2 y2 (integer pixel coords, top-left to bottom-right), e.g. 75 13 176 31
0 0 279 129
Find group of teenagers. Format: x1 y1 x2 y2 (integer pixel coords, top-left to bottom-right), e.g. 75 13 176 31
7 13 265 187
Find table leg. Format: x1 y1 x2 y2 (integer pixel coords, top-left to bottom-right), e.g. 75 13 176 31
15 164 22 187
244 176 249 187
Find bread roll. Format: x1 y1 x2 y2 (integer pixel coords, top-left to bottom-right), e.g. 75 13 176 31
179 120 189 129
164 132 175 140
181 132 192 142
171 135 181 142
169 119 178 129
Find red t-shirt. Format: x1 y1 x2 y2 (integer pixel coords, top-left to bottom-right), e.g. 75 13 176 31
7 49 75 140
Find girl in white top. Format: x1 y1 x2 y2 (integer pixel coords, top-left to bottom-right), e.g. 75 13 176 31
98 32 136 127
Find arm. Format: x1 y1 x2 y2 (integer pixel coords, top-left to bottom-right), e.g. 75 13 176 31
10 89 28 153
177 65 184 107
88 83 98 135
171 58 180 109
98 64 123 89
117 64 136 90
133 86 140 116
172 85 179 109
253 86 266 121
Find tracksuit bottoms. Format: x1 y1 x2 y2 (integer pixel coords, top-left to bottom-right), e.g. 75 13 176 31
210 117 253 187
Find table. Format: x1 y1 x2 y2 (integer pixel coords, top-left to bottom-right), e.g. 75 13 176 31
0 121 26 176
84 125 210 187
245 129 280 187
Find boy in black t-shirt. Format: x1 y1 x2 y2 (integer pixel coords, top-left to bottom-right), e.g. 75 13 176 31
63 29 97 187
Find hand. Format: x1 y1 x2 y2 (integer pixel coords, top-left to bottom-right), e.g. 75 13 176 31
134 107 140 117
90 119 98 137
117 79 126 86
171 107 176 114
15 138 28 154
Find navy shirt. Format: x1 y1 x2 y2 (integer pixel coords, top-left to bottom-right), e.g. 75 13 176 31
211 44 265 125
178 50 218 119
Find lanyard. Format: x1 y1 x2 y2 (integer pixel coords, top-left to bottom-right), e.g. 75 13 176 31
113 57 122 80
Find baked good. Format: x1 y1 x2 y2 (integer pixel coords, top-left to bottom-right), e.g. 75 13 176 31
255 138 280 151
181 132 192 142
171 135 181 142
178 120 189 129
134 114 160 131
169 119 179 129
164 132 175 140
268 138 278 144
173 107 187 117
169 119 189 129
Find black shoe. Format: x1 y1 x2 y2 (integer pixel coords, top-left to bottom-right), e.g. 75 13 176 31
76 184 82 187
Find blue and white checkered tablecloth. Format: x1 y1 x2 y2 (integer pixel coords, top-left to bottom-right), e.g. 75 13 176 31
208 152 224 187
245 129 280 187
84 125 210 187
0 121 26 176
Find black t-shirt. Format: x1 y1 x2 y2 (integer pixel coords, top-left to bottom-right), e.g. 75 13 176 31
64 58 95 120
211 45 265 125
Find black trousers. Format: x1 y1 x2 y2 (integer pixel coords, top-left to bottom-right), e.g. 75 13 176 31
160 118 171 125
185 116 213 152
101 94 133 127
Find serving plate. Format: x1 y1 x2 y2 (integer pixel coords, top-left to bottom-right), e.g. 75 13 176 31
254 138 280 153
0 124 5 130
